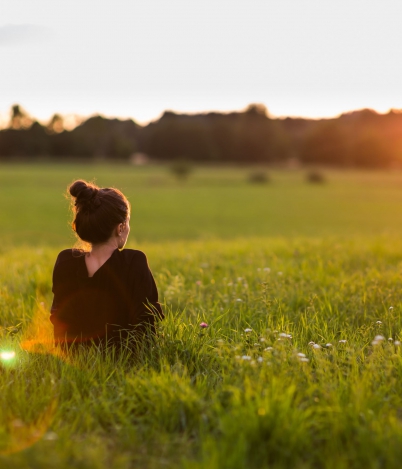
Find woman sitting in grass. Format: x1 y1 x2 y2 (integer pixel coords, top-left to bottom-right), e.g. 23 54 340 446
50 179 163 348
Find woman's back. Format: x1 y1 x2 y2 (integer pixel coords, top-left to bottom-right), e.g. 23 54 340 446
51 248 162 346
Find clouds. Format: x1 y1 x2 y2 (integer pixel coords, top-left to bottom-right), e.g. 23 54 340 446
0 24 55 46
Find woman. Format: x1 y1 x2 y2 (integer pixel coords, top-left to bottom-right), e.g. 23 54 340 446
50 179 163 348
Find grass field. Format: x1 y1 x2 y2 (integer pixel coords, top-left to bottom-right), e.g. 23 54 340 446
3 163 402 245
1 163 402 468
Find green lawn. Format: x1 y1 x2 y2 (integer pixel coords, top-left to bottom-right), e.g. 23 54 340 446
1 163 402 468
1 163 402 246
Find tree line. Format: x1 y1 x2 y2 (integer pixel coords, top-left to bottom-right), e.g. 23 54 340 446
1 104 402 167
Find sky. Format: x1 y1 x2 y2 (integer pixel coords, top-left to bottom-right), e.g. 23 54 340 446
1 0 402 126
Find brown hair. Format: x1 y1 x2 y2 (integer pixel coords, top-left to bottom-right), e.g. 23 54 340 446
68 180 130 245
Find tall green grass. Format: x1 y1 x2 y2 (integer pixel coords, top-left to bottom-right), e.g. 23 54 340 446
2 237 402 468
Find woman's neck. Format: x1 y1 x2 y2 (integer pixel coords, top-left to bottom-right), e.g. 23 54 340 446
89 241 118 259
84 241 118 277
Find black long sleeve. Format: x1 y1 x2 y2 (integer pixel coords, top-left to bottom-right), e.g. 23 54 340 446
50 248 163 346
127 250 164 334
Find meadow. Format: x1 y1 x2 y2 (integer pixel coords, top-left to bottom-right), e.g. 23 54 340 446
1 163 402 468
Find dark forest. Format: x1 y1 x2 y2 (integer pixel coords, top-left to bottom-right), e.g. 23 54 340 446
1 104 402 167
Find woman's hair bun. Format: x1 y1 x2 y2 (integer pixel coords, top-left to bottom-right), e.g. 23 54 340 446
69 180 99 202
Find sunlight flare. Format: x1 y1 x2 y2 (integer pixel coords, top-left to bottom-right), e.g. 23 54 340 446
0 351 16 361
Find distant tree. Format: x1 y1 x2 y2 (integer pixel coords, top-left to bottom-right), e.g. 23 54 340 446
350 130 393 167
141 108 290 163
300 121 350 166
0 121 48 157
9 104 32 130
110 135 136 159
245 103 269 118
66 116 139 158
46 114 64 134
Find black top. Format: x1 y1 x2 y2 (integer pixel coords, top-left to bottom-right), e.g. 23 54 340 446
50 248 163 346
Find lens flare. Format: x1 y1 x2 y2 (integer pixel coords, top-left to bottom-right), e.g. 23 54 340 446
0 351 16 361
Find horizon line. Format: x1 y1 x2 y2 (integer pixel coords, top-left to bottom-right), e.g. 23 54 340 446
1 104 402 131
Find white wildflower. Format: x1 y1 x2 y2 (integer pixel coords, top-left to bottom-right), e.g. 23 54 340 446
376 321 382 325
313 344 322 349
326 343 333 348
259 337 266 342
244 328 252 333
279 333 292 339
299 357 309 362
297 353 306 358
308 341 315 346
374 335 385 341
339 340 347 344
389 306 394 311
395 341 401 346
236 299 243 302
257 357 264 363
264 347 273 352
241 355 251 360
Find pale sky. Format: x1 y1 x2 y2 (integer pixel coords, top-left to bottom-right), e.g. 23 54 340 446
1 0 402 126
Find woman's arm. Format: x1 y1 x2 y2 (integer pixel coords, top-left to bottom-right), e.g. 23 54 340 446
50 256 67 344
49 250 73 345
128 251 163 335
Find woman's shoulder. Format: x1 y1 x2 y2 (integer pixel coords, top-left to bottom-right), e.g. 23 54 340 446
118 248 148 264
52 249 85 283
116 249 152 271
54 249 85 266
